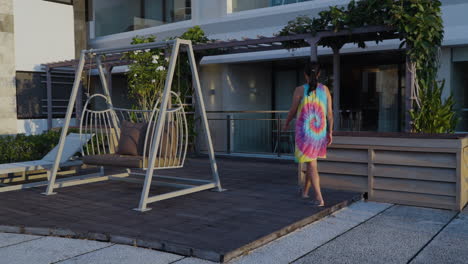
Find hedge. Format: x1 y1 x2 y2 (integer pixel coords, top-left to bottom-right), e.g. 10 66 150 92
0 130 64 164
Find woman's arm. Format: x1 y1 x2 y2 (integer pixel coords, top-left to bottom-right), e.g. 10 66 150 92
325 85 334 146
283 86 303 131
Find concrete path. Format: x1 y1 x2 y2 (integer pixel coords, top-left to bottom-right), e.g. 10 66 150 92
0 201 466 264
410 208 468 264
293 205 456 264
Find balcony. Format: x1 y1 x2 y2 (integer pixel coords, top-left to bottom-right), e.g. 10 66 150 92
231 0 316 12
90 0 191 38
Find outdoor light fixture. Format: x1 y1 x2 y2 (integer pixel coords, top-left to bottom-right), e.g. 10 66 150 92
249 80 257 94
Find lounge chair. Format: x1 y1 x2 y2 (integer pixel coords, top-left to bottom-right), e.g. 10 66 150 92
0 133 92 192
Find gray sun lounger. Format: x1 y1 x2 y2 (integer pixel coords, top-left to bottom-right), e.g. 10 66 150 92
0 133 92 192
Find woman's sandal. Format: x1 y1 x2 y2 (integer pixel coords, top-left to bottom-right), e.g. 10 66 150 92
311 200 325 207
298 187 309 198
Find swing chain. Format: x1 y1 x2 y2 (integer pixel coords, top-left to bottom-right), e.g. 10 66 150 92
85 52 95 99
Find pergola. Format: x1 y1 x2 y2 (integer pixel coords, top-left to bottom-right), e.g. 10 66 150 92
43 25 412 131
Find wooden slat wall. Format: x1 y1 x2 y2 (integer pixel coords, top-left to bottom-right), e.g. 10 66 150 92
299 136 467 211
371 149 458 210
374 150 457 168
460 138 468 210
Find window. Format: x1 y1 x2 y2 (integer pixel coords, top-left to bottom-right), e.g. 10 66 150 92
452 62 468 132
92 0 191 38
44 0 73 5
231 0 313 13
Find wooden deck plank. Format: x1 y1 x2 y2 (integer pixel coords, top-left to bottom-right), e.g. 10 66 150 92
0 157 361 263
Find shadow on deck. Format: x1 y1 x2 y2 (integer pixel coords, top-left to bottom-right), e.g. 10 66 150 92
0 156 361 262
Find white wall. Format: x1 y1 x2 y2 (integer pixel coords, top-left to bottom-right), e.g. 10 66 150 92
199 64 228 152
223 64 272 111
437 47 452 100
14 0 75 71
17 118 77 135
192 0 228 22
199 62 273 152
201 62 273 111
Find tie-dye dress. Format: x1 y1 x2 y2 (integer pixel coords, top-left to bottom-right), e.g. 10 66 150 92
295 83 328 163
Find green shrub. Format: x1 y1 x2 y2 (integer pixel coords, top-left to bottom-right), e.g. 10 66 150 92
0 130 68 164
410 79 458 133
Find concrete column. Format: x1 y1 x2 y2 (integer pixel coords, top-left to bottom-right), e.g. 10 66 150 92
73 0 87 58
0 0 18 134
405 54 413 132
193 0 229 23
332 47 341 131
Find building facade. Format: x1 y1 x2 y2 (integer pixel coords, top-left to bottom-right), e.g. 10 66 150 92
86 0 467 153
1 0 79 135
2 1 467 142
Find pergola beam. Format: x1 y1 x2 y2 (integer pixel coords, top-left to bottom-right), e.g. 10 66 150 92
405 53 413 132
332 46 341 131
42 25 402 133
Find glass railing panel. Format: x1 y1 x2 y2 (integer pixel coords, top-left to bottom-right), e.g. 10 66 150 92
202 111 295 156
231 0 314 12
93 0 191 38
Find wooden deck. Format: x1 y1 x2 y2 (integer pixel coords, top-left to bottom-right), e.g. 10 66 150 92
0 156 361 262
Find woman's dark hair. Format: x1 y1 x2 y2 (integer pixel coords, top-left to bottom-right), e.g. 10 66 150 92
304 62 320 95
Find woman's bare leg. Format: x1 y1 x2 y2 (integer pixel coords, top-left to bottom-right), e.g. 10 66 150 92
302 163 312 198
307 160 324 205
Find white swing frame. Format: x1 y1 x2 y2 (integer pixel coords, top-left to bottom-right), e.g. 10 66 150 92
43 38 223 212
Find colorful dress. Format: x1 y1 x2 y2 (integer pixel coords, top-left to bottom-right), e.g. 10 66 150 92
295 83 328 163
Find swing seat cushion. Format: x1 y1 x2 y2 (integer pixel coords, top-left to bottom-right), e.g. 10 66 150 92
84 154 144 168
83 154 180 169
117 121 148 156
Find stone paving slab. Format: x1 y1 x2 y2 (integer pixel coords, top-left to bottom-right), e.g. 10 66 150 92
0 233 41 248
58 244 183 264
230 201 392 264
410 207 468 264
0 236 111 264
294 205 456 264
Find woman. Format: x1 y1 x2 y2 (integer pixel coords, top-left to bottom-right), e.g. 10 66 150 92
283 62 333 207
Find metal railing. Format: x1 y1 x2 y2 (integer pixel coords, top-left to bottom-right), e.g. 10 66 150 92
203 110 295 157
41 99 85 116
201 109 365 157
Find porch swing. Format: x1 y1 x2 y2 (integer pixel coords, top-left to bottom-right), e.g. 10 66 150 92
79 91 188 170
42 39 223 212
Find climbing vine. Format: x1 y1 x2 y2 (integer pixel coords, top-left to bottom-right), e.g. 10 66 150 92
278 0 458 133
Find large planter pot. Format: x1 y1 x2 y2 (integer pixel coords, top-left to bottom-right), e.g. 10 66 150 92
299 132 468 211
